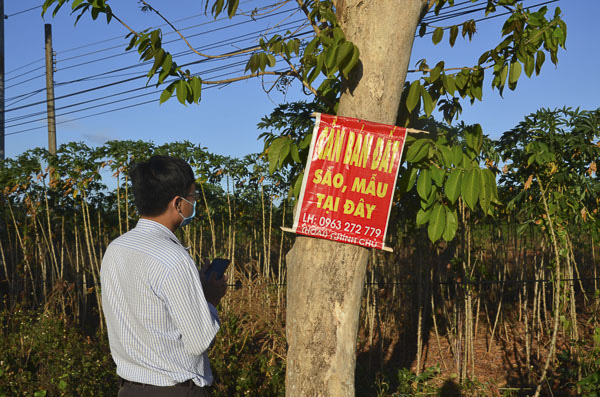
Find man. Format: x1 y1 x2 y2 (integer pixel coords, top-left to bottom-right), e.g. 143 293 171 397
101 155 227 397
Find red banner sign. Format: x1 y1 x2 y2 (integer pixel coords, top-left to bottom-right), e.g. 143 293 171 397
290 113 407 250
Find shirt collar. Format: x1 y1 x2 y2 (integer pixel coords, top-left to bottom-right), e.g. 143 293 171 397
135 219 184 247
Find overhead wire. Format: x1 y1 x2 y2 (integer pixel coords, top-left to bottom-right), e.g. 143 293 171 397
55 5 300 72
4 69 293 137
5 56 253 128
418 0 559 36
3 0 280 86
5 0 559 137
4 5 41 18
55 16 307 89
5 21 310 114
52 0 266 55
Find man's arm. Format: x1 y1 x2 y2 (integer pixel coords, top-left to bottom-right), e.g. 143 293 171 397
161 258 222 356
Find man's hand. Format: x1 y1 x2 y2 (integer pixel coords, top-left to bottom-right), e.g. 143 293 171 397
200 261 227 307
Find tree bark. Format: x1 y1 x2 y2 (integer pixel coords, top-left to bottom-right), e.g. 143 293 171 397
285 2 426 396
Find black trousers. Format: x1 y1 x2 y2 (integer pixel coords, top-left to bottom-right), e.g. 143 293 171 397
117 378 211 397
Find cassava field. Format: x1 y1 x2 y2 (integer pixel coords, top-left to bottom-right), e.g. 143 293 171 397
1 107 599 396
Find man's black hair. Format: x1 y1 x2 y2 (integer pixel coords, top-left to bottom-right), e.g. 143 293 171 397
129 155 195 216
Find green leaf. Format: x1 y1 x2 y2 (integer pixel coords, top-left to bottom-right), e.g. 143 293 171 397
428 203 446 242
451 145 463 166
162 53 173 73
324 45 337 75
266 53 276 67
279 139 291 167
483 168 499 203
430 61 444 82
58 379 68 391
432 27 444 45
268 138 285 174
406 80 421 112
290 143 300 163
535 51 545 75
190 77 202 104
397 166 418 194
478 168 492 214
336 41 354 69
416 207 432 226
423 184 438 210
342 44 360 78
417 168 432 200
438 144 452 168
176 80 188 104
445 169 462 204
499 64 508 87
461 168 480 210
442 206 458 241
421 86 434 117
430 166 445 187
509 60 522 85
405 139 429 163
449 25 459 47
442 74 456 96
465 124 483 155
227 0 239 17
159 81 176 104
293 172 304 198
524 54 534 77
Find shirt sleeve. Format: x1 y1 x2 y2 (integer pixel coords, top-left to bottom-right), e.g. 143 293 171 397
160 256 220 356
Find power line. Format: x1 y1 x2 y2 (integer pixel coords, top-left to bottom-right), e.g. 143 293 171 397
55 6 300 72
6 58 45 74
5 23 310 114
4 5 41 18
3 79 239 137
5 1 556 135
418 0 559 37
52 0 266 55
54 18 307 89
5 72 46 90
5 65 45 83
6 88 46 108
3 0 285 84
5 58 252 128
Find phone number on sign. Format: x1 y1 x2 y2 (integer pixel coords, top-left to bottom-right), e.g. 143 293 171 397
313 217 382 237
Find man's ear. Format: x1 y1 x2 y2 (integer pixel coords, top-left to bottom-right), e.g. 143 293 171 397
170 196 181 212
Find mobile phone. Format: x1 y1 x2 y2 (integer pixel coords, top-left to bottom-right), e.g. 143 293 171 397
205 258 230 280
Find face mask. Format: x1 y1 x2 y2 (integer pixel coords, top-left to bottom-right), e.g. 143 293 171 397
178 197 196 227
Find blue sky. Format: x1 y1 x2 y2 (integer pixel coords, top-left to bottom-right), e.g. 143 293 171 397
3 0 599 161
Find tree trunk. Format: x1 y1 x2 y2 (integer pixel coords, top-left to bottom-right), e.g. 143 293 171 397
285 2 426 396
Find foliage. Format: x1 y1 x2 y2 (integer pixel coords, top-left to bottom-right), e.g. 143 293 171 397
0 300 118 396
210 311 286 396
41 0 361 108
398 121 501 242
498 107 600 235
399 1 567 125
40 1 566 125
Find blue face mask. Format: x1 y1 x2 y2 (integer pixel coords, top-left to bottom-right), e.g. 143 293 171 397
178 197 196 227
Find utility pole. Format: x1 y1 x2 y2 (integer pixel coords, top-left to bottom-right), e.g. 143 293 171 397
45 23 56 155
0 0 5 161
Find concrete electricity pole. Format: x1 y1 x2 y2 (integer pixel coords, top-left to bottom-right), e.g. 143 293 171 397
0 0 5 160
45 23 56 155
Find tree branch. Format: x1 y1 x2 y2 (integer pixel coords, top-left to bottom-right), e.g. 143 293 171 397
296 0 321 35
139 0 261 59
407 64 493 74
202 71 293 85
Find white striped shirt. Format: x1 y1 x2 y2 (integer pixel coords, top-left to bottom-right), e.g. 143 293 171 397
100 219 220 387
